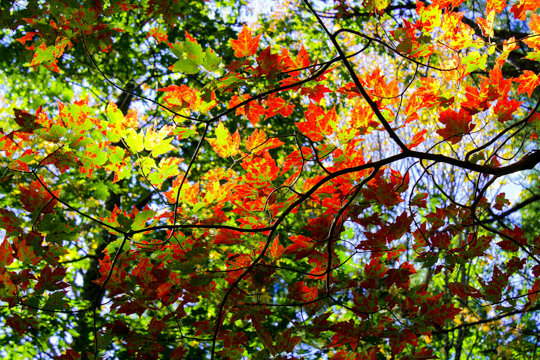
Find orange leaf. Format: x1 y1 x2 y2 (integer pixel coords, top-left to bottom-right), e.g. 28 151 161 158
265 96 294 119
228 94 265 125
246 128 267 152
511 0 540 20
407 129 427 150
515 70 540 97
487 0 507 14
206 121 241 158
436 108 476 144
230 25 261 58
295 103 337 142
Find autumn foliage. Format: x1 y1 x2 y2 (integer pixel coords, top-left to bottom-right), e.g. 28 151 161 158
1 0 540 359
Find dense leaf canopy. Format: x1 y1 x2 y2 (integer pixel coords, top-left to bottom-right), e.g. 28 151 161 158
1 0 540 359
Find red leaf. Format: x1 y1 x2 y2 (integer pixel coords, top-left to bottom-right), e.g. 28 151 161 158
19 176 59 214
14 108 42 133
230 25 261 57
411 193 428 208
147 28 168 43
16 32 36 45
479 265 509 301
525 279 540 310
362 171 404 208
213 229 241 245
295 103 337 141
256 46 282 76
265 96 295 119
449 282 484 299
494 192 511 210
0 239 14 266
288 281 318 303
389 328 418 354
206 121 241 157
270 235 285 260
0 209 23 237
229 94 266 125
55 349 81 360
170 345 188 360
5 314 38 337
436 108 476 144
300 84 331 103
494 96 523 123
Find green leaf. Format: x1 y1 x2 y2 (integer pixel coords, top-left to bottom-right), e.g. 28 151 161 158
125 128 145 153
105 238 131 255
171 127 198 139
462 51 487 74
44 291 67 314
170 40 205 74
203 48 222 72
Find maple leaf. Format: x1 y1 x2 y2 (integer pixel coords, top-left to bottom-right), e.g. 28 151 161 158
497 225 527 251
300 84 331 103
436 108 476 144
496 38 518 67
42 150 81 173
5 314 38 337
476 11 495 37
246 128 266 152
228 94 266 125
515 70 540 97
494 192 511 210
449 282 484 299
14 108 42 133
487 0 507 14
16 32 36 45
19 176 59 214
270 235 286 260
494 96 522 123
158 85 205 113
0 209 23 237
285 44 311 77
362 171 405 208
213 229 242 245
295 103 337 141
206 121 241 158
407 129 427 149
265 96 295 119
256 46 282 76
147 27 168 43
511 0 540 20
385 262 416 290
230 25 261 57
0 239 15 266
411 193 428 208
389 328 418 354
524 279 540 310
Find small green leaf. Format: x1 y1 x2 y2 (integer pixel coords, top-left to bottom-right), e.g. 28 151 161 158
203 48 221 72
470 152 485 164
171 127 198 140
125 128 144 153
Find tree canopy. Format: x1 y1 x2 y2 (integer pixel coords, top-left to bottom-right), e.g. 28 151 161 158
1 0 540 359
